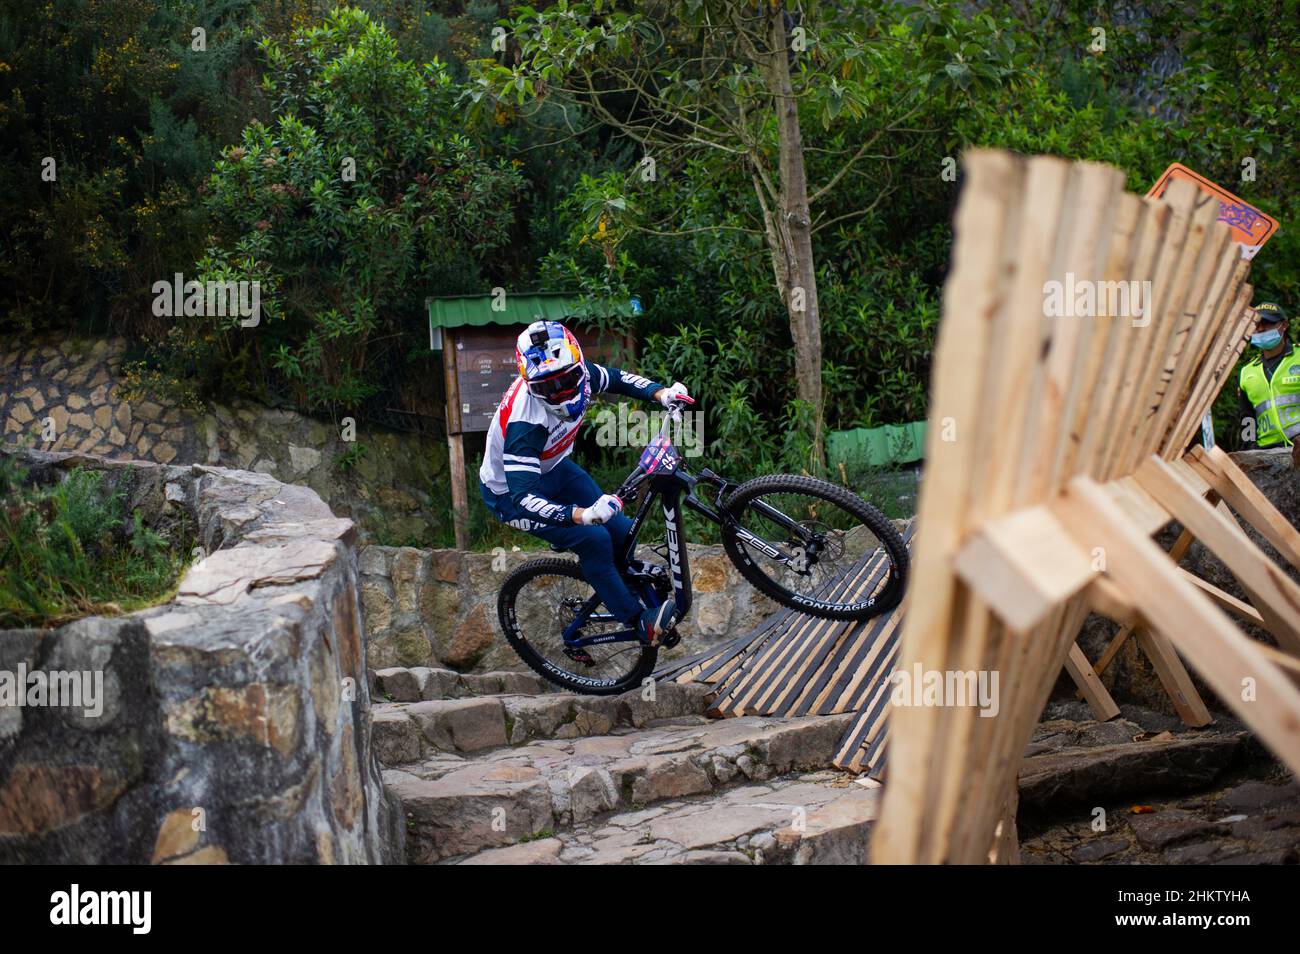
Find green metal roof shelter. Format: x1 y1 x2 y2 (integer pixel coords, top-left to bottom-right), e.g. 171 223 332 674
427 292 639 349
428 292 640 547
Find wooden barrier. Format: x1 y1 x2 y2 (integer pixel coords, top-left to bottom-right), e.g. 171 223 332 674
871 149 1300 865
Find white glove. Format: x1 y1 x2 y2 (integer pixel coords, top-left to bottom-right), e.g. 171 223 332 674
658 381 693 408
579 494 623 525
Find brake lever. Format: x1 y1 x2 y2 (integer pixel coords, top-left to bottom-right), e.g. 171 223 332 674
665 395 694 426
617 468 648 499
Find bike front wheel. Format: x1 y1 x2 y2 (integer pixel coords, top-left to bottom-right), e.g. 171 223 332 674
497 557 657 695
721 474 908 621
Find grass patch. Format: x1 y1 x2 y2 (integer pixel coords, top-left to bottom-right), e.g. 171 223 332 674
833 460 919 522
0 456 191 628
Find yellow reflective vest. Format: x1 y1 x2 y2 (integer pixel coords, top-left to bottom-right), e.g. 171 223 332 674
1240 343 1300 447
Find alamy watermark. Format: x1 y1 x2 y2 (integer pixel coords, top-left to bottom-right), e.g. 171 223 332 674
50 884 150 934
0 664 105 718
889 663 1000 718
591 404 704 457
1043 272 1152 327
151 273 261 327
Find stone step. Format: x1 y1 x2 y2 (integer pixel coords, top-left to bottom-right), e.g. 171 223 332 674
384 711 855 863
1022 775 1300 865
370 681 712 765
1018 731 1252 811
370 666 558 703
454 770 881 865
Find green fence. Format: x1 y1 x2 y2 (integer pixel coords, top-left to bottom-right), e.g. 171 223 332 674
828 421 926 470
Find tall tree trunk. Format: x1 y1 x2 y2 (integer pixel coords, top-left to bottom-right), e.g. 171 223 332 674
763 6 825 472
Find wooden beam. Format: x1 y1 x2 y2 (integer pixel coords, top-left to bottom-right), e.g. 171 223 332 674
922 155 1081 864
447 435 468 551
1134 626 1214 727
1075 611 1212 726
869 149 1270 864
1179 568 1264 624
1167 525 1198 564
1043 163 1129 492
1072 194 1147 478
1257 643 1300 686
989 790 1021 864
1091 622 1136 680
1079 487 1225 719
1169 285 1254 454
1134 455 1300 655
1130 194 1223 464
952 506 1097 634
1096 199 1173 481
1192 445 1300 570
1146 218 1236 454
1168 456 1213 499
1161 258 1251 455
1055 476 1300 768
1065 642 1121 720
872 149 1026 866
1090 576 1137 626
1102 476 1172 536
1116 178 1204 476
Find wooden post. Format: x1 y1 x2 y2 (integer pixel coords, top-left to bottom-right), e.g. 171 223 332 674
442 329 468 550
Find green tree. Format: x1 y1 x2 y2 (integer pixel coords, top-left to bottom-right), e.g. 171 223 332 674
0 0 263 335
184 5 525 410
467 0 1020 469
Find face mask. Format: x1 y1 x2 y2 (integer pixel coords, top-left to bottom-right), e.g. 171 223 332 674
1251 329 1283 349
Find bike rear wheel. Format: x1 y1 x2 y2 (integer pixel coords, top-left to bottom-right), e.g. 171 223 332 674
721 474 907 621
497 557 657 695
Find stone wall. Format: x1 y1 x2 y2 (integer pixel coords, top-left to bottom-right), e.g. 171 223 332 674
0 448 401 863
1 336 448 545
359 543 779 672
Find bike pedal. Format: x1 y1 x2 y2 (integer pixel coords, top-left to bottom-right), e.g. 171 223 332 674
658 628 681 650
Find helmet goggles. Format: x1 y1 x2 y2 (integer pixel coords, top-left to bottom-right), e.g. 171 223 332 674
527 362 586 403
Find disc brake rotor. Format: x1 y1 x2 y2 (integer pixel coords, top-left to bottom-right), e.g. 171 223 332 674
786 521 839 575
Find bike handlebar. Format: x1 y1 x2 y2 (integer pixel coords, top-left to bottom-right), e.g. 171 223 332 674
660 397 691 432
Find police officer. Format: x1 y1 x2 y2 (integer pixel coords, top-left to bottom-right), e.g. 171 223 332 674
1237 302 1300 465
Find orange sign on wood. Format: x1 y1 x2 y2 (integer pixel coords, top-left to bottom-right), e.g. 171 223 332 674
1146 163 1279 260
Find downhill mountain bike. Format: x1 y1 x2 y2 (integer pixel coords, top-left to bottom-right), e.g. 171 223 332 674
497 400 909 694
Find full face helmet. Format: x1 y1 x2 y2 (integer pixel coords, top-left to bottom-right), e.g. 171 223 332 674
515 320 591 421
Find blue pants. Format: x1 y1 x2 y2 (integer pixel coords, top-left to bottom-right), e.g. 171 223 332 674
480 459 643 622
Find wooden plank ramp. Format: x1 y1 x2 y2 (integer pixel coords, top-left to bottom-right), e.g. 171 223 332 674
654 522 914 776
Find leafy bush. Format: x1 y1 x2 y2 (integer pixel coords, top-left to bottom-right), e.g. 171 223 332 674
0 0 265 337
157 6 526 412
0 458 189 627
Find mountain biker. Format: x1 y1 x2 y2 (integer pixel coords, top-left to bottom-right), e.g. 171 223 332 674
479 319 693 649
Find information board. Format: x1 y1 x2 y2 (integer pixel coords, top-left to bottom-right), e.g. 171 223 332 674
451 326 631 433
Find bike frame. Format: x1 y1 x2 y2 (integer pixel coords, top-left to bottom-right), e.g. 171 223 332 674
560 405 823 649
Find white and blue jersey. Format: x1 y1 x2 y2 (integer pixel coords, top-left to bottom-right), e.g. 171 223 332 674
478 361 663 526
